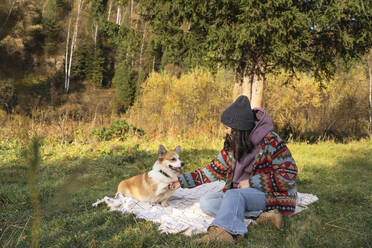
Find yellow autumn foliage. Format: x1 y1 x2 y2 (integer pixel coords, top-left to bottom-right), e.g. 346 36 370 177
129 65 369 140
265 65 369 141
128 68 234 136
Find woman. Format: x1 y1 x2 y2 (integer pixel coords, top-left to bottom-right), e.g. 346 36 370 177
171 95 298 243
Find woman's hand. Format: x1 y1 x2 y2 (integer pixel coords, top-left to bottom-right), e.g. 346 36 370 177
169 180 181 190
237 179 250 188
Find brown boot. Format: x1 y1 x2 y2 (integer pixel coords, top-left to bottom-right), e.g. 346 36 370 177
256 209 283 230
194 226 239 243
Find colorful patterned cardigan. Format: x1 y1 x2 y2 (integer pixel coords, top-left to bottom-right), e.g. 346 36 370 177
178 131 298 215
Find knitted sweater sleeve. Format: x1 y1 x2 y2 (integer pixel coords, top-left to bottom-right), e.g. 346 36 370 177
249 136 297 193
177 149 233 188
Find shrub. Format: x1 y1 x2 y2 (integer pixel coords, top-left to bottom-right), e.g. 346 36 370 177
93 119 145 141
127 68 234 136
0 81 17 112
0 109 7 125
264 65 369 141
129 65 369 140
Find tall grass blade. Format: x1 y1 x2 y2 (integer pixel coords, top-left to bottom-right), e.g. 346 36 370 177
25 137 42 248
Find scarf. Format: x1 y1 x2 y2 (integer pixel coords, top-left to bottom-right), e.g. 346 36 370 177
232 108 273 187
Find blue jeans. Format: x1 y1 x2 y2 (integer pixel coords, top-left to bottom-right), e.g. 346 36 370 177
200 188 266 235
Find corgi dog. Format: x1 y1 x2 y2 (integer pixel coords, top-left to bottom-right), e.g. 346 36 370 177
117 145 184 207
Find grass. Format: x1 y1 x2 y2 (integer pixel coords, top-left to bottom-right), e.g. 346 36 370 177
0 134 371 248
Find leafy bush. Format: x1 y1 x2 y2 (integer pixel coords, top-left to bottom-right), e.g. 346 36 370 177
264 65 369 141
129 65 369 140
0 109 7 125
127 68 234 136
93 119 145 141
0 81 17 112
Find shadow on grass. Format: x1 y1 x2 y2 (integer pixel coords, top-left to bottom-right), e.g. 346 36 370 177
281 149 372 248
0 146 218 247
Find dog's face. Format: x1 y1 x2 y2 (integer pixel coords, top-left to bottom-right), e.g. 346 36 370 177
157 145 184 175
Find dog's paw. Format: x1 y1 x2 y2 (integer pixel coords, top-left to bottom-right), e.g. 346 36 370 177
160 201 169 207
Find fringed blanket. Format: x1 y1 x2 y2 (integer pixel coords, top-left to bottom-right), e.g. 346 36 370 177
92 181 318 236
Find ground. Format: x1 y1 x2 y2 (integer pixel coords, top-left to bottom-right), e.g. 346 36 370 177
1 136 371 247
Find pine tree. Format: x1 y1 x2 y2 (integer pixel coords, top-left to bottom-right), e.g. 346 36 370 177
85 0 106 87
113 61 135 111
42 0 61 56
87 44 105 87
140 0 372 107
111 22 141 112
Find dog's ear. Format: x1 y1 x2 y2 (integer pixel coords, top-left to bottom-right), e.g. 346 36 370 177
158 144 167 158
174 146 181 155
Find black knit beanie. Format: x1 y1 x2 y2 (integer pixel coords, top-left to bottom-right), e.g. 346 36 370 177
221 95 255 131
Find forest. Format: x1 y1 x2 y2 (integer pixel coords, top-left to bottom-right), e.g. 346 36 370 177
0 0 371 141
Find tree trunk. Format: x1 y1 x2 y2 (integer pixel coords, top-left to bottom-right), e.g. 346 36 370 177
139 24 147 69
233 75 250 100
66 0 83 93
107 0 112 21
251 74 264 108
94 22 98 47
116 7 120 25
368 51 372 136
130 0 134 27
233 72 264 108
64 17 72 91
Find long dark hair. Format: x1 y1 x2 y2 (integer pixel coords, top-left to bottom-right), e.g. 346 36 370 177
224 128 254 161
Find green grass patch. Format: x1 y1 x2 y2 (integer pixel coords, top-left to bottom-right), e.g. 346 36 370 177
1 137 371 247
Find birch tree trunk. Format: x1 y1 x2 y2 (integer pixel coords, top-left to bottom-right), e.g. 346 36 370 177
94 22 98 47
107 0 113 21
64 17 72 91
130 0 134 27
116 7 120 25
66 0 83 93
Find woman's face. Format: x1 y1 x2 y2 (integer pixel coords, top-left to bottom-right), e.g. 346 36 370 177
223 125 232 136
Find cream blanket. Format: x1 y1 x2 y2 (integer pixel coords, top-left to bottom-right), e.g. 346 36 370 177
92 181 318 236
